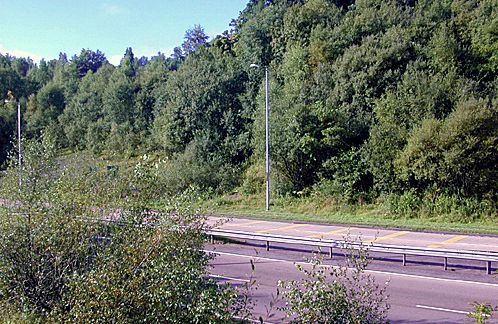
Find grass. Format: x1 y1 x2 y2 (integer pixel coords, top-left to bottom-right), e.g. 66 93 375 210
201 191 498 235
33 152 498 235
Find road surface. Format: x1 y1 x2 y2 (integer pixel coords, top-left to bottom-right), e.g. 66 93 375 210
208 243 498 323
207 216 498 253
206 216 498 323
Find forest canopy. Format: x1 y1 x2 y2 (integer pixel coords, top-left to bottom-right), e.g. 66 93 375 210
1 0 497 208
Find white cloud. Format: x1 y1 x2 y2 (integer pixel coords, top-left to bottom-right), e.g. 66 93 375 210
108 54 123 66
102 3 129 16
0 44 43 63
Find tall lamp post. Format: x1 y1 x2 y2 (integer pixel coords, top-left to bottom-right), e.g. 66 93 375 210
250 64 270 211
4 97 21 189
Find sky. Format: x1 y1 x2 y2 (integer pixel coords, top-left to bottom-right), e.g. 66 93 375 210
0 0 248 65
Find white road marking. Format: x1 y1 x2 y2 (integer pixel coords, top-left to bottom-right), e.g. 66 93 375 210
233 315 277 324
207 250 498 288
364 269 498 288
206 250 292 263
415 305 470 315
209 274 250 283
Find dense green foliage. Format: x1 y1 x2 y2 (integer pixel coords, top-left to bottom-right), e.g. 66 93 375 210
0 138 242 322
1 0 497 219
278 245 389 323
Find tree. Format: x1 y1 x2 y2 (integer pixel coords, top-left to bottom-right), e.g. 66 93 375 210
0 101 16 166
119 47 137 78
152 46 251 191
71 49 107 78
25 81 65 137
395 98 498 197
59 64 114 150
153 47 250 163
181 25 209 56
365 61 462 192
0 57 23 104
234 0 289 67
51 54 79 101
100 61 140 154
134 54 170 145
27 59 53 89
468 0 498 75
247 0 412 194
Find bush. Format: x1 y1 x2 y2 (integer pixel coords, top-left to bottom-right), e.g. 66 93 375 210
385 190 422 218
395 98 498 197
55 206 238 323
0 137 245 322
0 137 104 315
385 189 497 222
240 161 265 195
319 147 373 203
278 242 390 323
468 302 496 324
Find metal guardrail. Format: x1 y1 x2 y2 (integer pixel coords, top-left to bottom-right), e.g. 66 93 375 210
207 228 498 274
3 197 496 275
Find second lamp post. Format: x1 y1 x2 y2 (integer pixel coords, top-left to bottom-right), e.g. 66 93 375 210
250 64 270 211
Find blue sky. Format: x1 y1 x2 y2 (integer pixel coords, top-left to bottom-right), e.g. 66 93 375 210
0 0 248 65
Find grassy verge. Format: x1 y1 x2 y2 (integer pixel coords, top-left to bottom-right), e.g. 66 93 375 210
202 192 498 235
44 152 498 235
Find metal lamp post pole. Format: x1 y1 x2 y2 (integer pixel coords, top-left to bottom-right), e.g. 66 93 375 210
264 67 270 211
17 100 21 189
250 63 270 211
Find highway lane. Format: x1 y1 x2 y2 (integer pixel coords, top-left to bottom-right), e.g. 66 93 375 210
207 216 498 253
207 243 498 323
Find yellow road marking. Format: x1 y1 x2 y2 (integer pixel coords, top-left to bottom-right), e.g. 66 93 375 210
215 220 266 228
428 235 467 248
366 231 409 243
256 224 307 233
307 227 354 238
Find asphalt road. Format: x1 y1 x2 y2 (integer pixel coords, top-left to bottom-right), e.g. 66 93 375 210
208 243 498 323
207 216 498 253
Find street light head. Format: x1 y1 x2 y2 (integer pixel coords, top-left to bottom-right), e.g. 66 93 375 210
249 63 260 68
6 90 16 101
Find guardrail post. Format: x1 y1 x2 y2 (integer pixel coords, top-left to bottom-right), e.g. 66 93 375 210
207 229 498 274
210 235 214 244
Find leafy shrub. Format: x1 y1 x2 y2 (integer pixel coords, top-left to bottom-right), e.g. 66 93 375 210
385 189 497 222
385 190 422 218
468 302 496 324
395 98 498 197
240 161 265 195
0 137 104 315
278 243 389 323
0 137 245 322
55 207 238 323
320 147 373 203
155 145 241 196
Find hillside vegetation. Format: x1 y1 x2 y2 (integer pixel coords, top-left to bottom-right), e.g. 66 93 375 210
1 0 497 224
